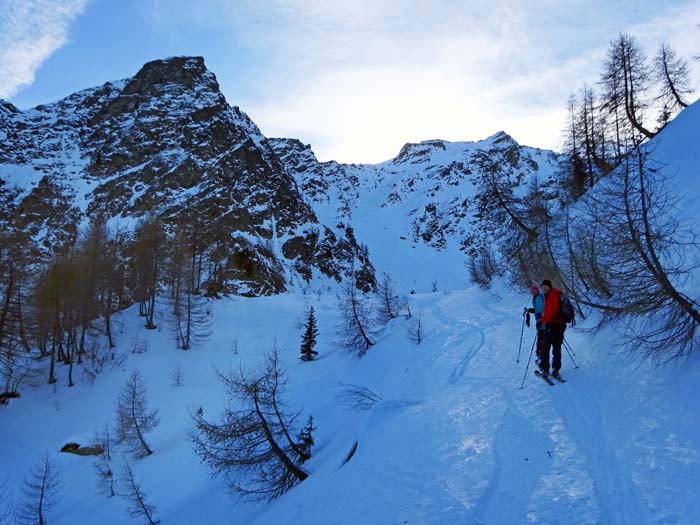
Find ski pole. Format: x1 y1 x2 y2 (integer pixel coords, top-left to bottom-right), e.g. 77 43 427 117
519 334 538 389
563 338 576 356
563 339 579 369
516 308 526 363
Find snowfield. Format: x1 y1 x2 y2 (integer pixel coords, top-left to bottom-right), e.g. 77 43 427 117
2 280 699 524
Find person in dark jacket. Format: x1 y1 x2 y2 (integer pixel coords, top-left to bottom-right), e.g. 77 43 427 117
527 285 546 366
540 279 566 379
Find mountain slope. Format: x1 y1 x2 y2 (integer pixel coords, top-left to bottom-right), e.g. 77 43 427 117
1 282 698 524
271 132 562 292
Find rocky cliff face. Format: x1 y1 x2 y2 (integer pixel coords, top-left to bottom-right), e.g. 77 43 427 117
0 57 375 295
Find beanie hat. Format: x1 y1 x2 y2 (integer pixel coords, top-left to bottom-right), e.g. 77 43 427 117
541 279 553 287
530 285 540 293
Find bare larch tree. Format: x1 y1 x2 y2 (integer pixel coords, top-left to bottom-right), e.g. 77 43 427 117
14 453 61 525
376 273 399 324
118 461 160 525
167 223 211 350
129 219 165 330
653 42 693 125
408 310 424 345
190 349 313 500
94 422 115 498
116 371 160 458
337 277 375 357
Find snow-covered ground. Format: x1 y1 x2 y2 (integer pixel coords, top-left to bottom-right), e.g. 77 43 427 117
2 280 698 524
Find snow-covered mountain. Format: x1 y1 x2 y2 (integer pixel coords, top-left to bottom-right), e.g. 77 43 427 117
271 132 561 291
0 56 375 295
1 56 563 295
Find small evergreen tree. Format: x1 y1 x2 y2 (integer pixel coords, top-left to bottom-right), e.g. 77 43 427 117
300 307 319 362
296 416 316 462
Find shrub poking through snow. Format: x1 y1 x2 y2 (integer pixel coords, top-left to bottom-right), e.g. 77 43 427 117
0 475 12 525
335 383 383 411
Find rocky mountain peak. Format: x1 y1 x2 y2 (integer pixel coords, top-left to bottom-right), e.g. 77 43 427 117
124 56 217 94
395 139 447 163
268 138 320 167
0 100 19 115
487 130 518 147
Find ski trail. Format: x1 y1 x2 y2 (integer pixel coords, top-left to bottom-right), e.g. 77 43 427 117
420 290 654 524
427 302 485 383
427 290 602 523
549 380 654 524
474 386 553 525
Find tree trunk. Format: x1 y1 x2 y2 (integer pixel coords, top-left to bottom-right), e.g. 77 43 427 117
252 389 308 481
131 392 153 456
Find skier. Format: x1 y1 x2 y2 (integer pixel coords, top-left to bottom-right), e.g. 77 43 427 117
539 279 566 379
527 285 545 366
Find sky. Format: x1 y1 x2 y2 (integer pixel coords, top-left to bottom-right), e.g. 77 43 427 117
1 0 699 163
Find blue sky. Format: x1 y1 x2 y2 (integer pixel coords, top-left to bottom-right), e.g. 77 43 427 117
2 0 699 162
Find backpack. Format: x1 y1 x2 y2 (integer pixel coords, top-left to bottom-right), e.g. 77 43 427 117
560 293 576 325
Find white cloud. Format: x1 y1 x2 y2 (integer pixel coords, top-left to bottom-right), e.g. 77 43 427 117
0 0 88 99
223 0 700 162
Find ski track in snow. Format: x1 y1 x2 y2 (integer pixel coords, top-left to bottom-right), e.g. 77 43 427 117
425 289 656 525
550 386 653 524
428 303 485 384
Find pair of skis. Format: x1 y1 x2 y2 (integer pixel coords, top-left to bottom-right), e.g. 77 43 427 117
534 370 566 386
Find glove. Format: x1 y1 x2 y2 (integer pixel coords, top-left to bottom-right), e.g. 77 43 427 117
526 312 531 327
526 308 535 314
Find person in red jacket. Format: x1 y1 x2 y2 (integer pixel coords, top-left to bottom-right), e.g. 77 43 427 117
540 279 566 379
